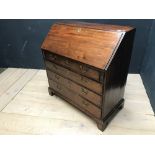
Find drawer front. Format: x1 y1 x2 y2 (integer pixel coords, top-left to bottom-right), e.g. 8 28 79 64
45 60 102 95
49 80 101 119
47 70 102 107
44 51 100 81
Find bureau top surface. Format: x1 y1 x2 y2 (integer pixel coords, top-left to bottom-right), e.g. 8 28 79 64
55 21 134 32
41 21 134 69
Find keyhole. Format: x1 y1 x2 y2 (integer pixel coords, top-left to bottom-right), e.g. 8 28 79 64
77 28 81 32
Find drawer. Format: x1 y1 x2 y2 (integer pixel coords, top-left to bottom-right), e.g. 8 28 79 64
44 51 100 81
47 70 102 107
45 60 102 95
49 80 101 119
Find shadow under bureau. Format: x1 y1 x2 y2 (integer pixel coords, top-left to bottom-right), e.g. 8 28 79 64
41 21 135 131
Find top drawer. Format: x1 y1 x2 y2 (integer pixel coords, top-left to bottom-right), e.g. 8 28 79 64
43 51 101 82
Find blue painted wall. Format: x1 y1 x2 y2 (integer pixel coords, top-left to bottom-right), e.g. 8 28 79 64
0 19 59 68
0 19 153 73
141 20 155 112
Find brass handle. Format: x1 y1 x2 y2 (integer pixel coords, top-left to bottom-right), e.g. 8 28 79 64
79 65 88 73
68 80 72 88
81 87 88 95
56 84 61 90
65 59 70 65
80 76 87 83
51 55 57 61
53 64 57 69
82 100 89 106
55 74 60 80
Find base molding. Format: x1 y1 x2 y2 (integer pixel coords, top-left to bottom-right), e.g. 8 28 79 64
97 99 124 131
48 87 124 132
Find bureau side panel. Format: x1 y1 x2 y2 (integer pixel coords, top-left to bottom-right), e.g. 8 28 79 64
102 29 136 118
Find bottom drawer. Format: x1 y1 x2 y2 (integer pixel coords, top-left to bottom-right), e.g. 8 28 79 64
49 80 101 119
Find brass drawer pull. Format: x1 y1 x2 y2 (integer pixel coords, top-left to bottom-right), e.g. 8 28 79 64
65 59 70 65
68 80 72 88
81 87 88 95
50 55 57 61
52 64 57 69
55 74 60 80
80 76 88 83
56 84 61 90
82 100 89 107
79 65 89 73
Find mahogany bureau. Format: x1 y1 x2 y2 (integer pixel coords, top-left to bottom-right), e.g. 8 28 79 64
41 21 136 131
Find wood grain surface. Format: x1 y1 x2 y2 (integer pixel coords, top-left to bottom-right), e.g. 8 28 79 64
45 60 102 94
44 51 100 81
49 80 101 119
41 22 124 69
57 21 134 32
47 70 102 106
